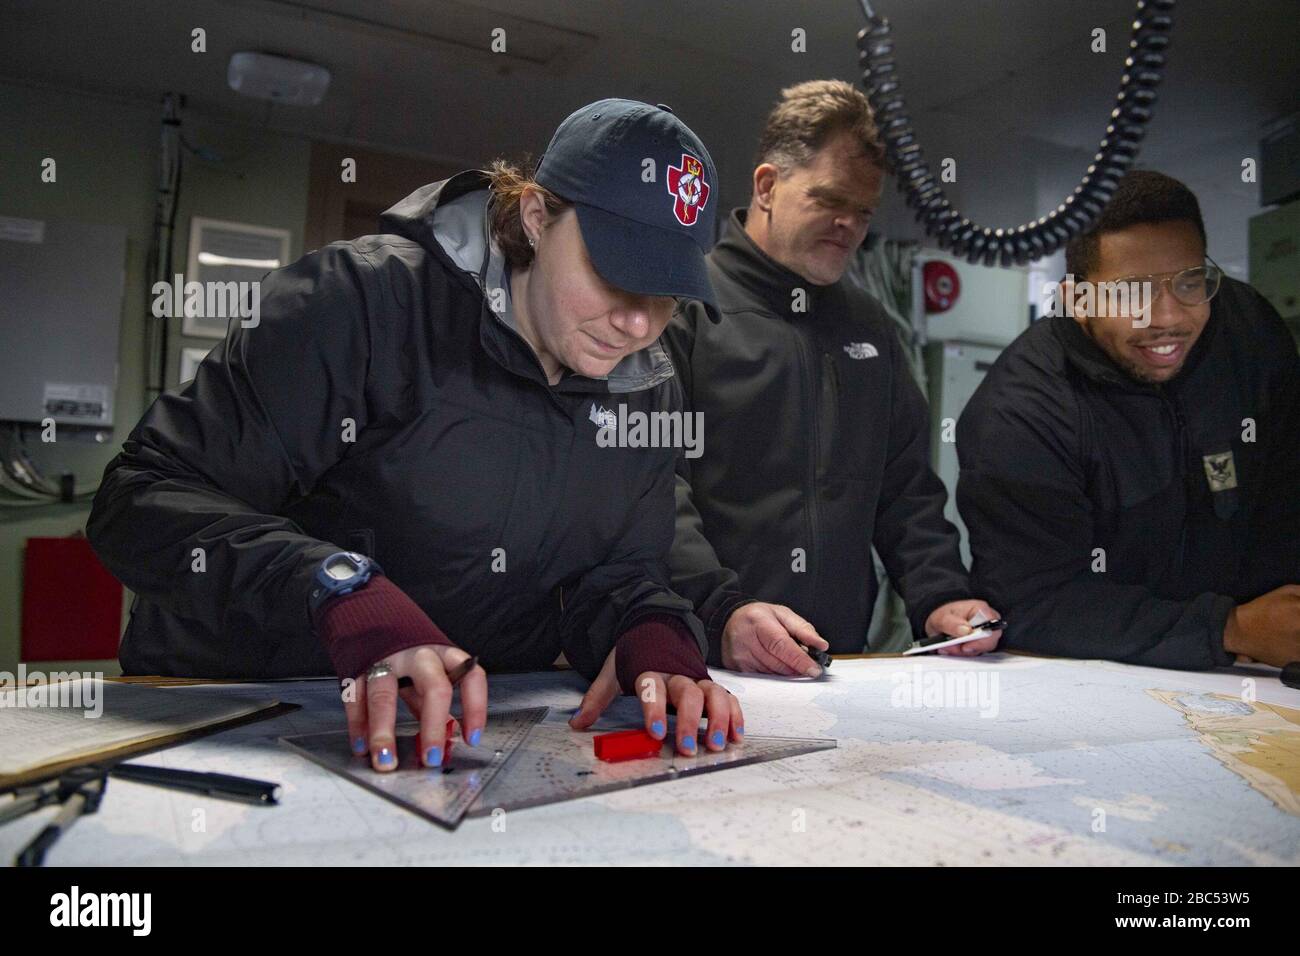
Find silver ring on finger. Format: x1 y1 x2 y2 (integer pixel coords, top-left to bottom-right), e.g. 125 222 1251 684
366 660 394 682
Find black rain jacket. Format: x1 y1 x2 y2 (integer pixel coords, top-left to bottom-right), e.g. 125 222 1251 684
87 171 706 679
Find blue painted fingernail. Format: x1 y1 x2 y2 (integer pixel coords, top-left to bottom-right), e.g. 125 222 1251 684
469 728 482 747
352 736 366 754
681 736 696 754
736 725 745 737
426 746 443 767
711 730 725 747
651 720 665 737
377 748 394 766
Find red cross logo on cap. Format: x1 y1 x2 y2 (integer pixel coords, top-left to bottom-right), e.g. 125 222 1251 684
666 153 710 226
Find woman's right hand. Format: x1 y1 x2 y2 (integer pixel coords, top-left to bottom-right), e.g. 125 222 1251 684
342 644 487 772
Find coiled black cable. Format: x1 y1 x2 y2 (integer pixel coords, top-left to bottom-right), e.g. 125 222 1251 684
856 0 1175 266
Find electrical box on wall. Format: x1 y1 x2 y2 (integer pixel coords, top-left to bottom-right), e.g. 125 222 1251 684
0 216 126 430
917 251 1031 348
1249 200 1300 332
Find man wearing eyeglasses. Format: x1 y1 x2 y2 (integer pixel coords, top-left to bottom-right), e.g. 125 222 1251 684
956 169 1300 670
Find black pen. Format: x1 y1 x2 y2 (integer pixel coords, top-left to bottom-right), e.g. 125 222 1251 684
918 618 1006 647
446 654 480 686
109 764 281 805
798 642 832 669
397 654 480 689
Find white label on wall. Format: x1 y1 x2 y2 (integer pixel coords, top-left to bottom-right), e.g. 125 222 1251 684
0 216 46 243
43 382 111 422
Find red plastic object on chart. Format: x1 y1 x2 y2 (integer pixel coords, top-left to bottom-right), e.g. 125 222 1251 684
444 718 458 760
593 729 664 763
21 536 123 661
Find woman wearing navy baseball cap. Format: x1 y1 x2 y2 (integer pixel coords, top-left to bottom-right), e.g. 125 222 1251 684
88 99 741 771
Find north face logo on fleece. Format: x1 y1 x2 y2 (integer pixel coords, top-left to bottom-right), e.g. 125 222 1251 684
589 404 617 430
844 342 879 359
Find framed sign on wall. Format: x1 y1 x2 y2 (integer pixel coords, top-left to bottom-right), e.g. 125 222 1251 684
181 217 291 338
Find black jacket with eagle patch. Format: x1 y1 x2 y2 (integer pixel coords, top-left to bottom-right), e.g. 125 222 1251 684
956 278 1300 669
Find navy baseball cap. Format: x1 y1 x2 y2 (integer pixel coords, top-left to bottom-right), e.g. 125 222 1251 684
535 99 720 322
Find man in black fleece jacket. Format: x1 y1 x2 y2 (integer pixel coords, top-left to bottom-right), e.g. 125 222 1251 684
957 170 1300 670
665 81 1002 674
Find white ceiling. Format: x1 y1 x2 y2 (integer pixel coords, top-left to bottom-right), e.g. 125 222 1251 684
2 0 1296 220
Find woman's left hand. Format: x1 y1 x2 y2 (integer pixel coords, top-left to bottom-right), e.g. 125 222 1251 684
570 649 745 756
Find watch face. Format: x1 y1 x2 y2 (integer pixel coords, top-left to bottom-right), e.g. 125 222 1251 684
324 555 359 581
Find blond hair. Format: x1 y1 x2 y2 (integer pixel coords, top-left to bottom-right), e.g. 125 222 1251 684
756 80 886 172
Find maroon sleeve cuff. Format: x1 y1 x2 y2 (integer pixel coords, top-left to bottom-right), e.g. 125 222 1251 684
615 613 709 695
315 575 452 680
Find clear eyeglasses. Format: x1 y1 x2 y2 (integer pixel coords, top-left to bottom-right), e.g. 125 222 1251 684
1112 257 1223 308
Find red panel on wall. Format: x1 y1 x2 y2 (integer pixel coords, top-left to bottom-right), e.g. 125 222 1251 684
21 536 123 662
